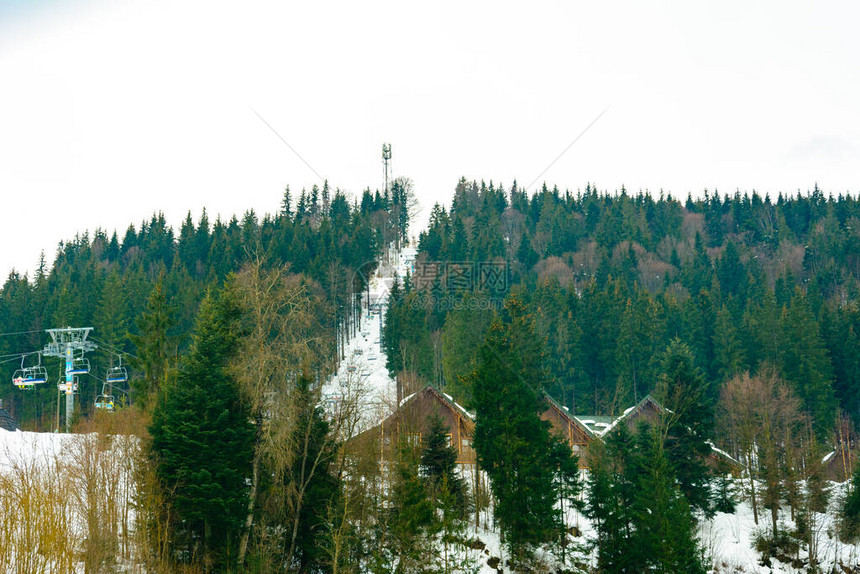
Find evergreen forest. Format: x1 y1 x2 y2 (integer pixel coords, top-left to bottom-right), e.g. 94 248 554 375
2 177 860 572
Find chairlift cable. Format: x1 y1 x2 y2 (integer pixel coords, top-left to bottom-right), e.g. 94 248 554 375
0 329 45 338
90 338 139 360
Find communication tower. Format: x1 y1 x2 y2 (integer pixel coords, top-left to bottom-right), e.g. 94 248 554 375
382 143 392 195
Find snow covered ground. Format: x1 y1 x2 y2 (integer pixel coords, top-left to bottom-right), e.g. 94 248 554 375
451 479 860 573
3 245 860 572
322 247 416 433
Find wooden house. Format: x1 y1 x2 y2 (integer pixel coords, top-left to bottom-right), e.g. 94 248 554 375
540 393 596 468
359 385 477 465
0 399 19 432
822 444 857 483
572 394 743 476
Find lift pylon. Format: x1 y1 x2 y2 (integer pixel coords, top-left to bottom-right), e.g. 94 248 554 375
43 327 96 432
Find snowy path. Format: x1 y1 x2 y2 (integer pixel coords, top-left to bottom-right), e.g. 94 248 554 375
322 247 416 433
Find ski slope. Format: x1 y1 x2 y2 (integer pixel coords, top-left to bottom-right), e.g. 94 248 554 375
322 247 416 433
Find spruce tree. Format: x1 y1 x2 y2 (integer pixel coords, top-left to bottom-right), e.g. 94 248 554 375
131 272 175 406
149 285 254 569
387 439 435 573
656 339 714 515
585 424 639 572
470 295 579 563
420 413 470 570
842 463 860 541
420 413 466 510
632 425 707 574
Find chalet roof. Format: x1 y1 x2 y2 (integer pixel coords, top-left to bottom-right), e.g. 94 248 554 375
0 400 19 432
542 392 597 439
573 415 614 436
573 395 664 438
399 385 475 424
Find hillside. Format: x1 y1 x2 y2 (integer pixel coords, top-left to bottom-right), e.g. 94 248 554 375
1 179 860 571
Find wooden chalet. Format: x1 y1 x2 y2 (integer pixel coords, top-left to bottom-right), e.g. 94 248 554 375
358 387 742 476
540 393 596 468
822 444 857 483
359 385 476 465
548 394 742 476
0 399 19 432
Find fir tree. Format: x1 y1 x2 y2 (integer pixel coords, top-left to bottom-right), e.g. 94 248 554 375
656 339 715 514
470 295 579 563
131 273 174 406
149 285 255 569
841 463 860 542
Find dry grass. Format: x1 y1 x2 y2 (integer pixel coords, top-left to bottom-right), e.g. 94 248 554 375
0 406 151 573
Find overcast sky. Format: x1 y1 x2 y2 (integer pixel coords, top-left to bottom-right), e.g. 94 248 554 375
1 1 858 278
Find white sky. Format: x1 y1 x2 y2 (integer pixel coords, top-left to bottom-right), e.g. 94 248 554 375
1 1 858 278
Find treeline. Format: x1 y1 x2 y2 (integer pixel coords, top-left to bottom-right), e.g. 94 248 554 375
0 180 415 429
385 179 860 435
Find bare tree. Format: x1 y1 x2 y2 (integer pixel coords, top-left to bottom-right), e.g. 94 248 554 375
719 366 803 534
232 260 332 567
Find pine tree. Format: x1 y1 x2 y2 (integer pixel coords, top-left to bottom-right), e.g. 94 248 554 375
131 273 174 406
148 285 255 569
841 462 860 542
656 339 714 514
470 295 578 563
421 413 466 510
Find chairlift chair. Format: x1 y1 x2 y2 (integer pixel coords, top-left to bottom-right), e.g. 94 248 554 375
12 354 48 390
95 390 115 411
106 364 128 384
67 356 90 375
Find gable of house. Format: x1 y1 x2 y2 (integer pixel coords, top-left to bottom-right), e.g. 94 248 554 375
540 393 595 468
823 445 857 483
370 385 476 465
0 399 18 432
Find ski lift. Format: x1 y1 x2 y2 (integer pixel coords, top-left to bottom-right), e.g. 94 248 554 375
57 377 78 393
95 383 115 411
67 354 89 375
12 354 48 390
106 357 128 384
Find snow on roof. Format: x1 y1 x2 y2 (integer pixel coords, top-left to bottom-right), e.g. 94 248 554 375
453 401 475 421
707 441 742 466
399 392 416 408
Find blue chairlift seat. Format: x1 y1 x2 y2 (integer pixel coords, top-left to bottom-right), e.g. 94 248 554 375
67 357 89 375
106 365 128 384
12 365 48 390
95 395 115 411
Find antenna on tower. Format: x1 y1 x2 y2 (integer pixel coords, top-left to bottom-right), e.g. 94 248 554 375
382 143 392 195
